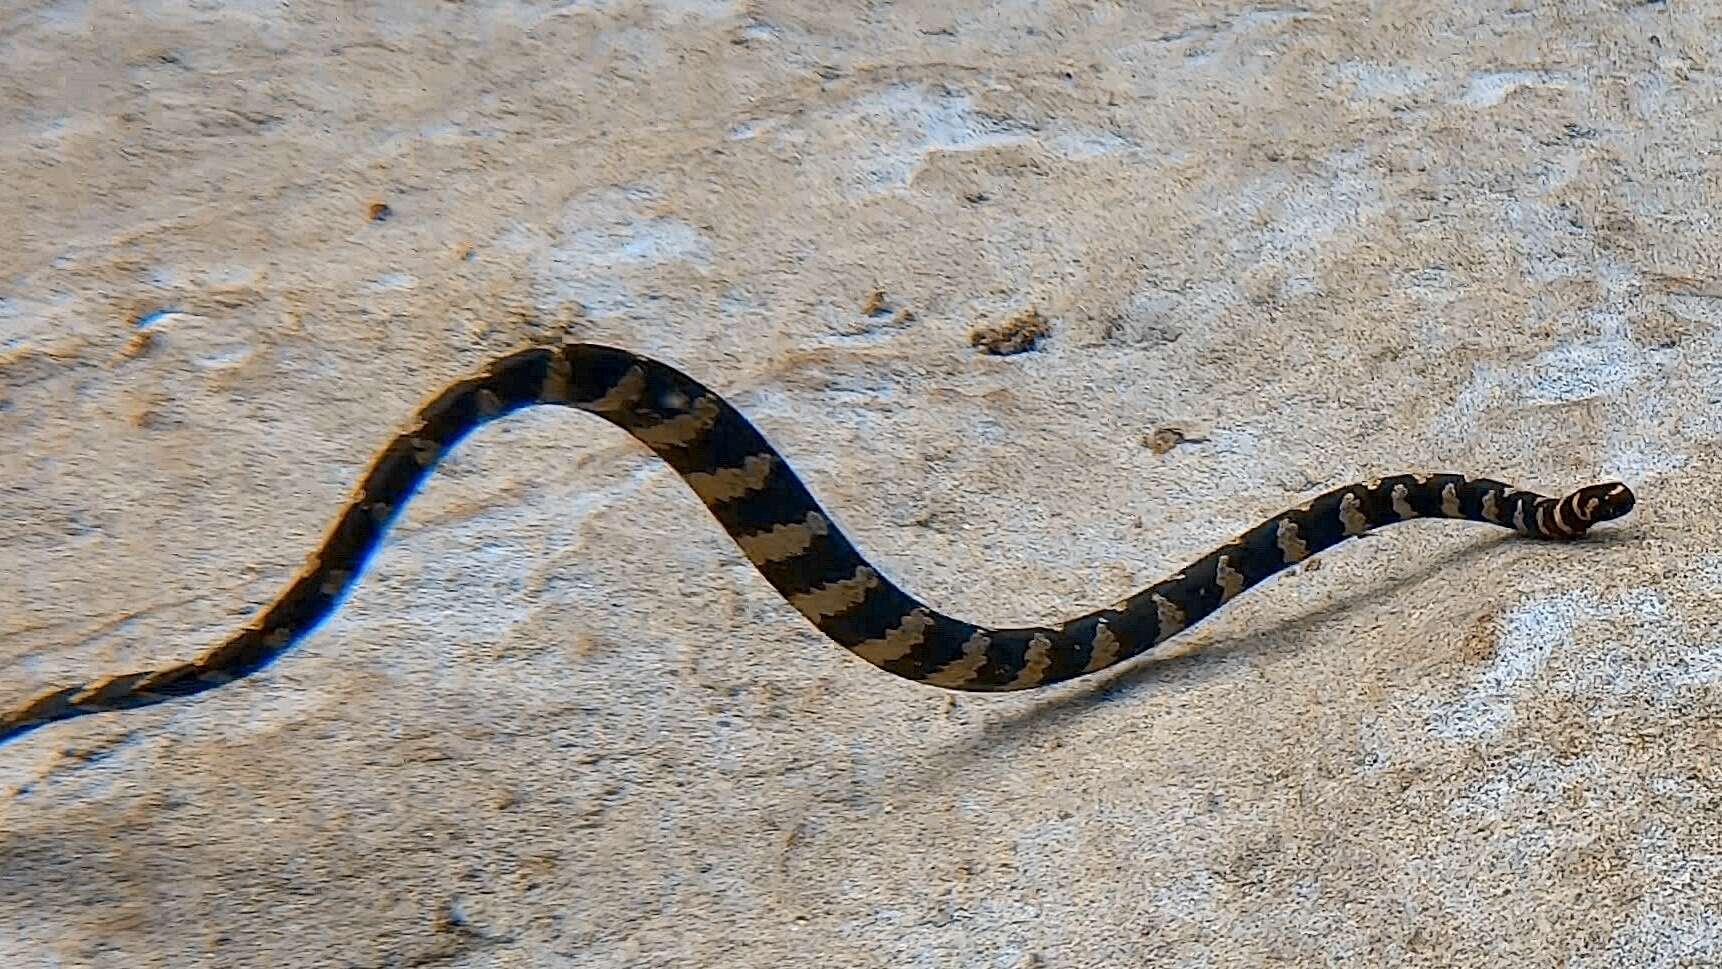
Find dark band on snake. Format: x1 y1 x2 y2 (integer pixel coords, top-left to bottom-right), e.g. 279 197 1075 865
0 342 1636 744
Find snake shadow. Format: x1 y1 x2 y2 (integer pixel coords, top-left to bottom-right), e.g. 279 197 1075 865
892 521 1644 792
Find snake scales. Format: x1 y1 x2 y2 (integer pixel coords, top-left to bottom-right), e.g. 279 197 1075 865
0 341 1636 745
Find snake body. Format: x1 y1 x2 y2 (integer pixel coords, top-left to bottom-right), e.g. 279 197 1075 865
0 342 1635 744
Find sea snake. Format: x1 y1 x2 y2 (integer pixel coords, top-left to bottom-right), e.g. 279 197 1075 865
0 341 1636 745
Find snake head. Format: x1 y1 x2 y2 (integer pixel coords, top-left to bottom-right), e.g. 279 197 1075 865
1569 481 1635 529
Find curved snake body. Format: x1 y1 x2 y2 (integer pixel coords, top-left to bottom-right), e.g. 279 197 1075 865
0 342 1636 744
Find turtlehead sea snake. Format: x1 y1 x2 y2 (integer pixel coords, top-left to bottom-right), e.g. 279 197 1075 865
0 341 1636 745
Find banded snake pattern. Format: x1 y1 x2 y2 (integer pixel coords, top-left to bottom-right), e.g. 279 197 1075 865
0 341 1636 744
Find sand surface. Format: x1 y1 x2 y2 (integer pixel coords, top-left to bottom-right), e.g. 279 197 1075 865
3 1 1721 966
